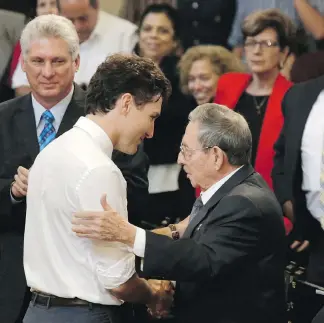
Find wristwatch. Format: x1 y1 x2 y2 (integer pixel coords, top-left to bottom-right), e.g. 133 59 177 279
168 224 180 240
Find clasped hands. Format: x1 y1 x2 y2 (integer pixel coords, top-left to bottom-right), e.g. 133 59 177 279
147 279 175 319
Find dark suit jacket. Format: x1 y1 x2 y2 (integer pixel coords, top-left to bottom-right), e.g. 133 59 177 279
272 75 324 283
137 165 286 323
0 85 149 322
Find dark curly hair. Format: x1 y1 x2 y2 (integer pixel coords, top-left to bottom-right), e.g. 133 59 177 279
85 54 172 115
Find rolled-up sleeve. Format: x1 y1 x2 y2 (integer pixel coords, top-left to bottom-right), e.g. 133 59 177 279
76 165 135 289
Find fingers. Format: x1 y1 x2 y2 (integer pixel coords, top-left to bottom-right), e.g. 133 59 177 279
100 194 109 211
72 211 103 220
297 240 309 252
290 240 310 252
18 166 29 179
13 175 28 196
290 240 300 250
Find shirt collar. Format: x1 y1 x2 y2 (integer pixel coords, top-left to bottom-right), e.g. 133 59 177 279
74 116 113 157
200 166 243 205
32 85 74 128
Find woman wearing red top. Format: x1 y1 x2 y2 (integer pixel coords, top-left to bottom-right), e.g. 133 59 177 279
198 9 297 233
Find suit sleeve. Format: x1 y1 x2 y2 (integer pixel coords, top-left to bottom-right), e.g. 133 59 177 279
136 196 261 282
0 114 15 216
272 89 293 205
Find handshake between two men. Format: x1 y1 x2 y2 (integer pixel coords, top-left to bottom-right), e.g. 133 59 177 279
145 279 175 319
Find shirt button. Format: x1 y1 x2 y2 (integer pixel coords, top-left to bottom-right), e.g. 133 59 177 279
193 20 198 27
214 15 221 23
192 2 199 9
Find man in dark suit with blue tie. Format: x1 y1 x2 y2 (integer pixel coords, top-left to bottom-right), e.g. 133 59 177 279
72 103 287 323
0 14 149 323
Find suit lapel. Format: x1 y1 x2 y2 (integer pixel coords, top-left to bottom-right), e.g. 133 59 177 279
57 85 85 136
183 164 255 238
15 94 39 163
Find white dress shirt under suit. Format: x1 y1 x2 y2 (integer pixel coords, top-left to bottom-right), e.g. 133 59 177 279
24 117 135 305
301 90 324 226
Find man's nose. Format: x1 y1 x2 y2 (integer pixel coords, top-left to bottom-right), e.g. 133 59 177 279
177 151 184 165
146 123 155 139
42 62 55 78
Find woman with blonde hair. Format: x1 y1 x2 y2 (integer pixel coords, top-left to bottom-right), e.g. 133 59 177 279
178 45 245 105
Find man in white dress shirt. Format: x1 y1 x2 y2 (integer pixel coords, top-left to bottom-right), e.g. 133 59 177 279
12 0 138 95
23 52 172 323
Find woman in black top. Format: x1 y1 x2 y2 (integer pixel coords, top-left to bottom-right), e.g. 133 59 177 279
134 4 194 227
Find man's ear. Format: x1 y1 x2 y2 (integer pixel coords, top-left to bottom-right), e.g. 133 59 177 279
213 146 224 171
21 55 26 72
74 54 80 72
118 93 133 116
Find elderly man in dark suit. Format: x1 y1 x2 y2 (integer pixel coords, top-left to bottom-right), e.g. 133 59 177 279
272 75 324 323
72 103 287 323
0 14 149 323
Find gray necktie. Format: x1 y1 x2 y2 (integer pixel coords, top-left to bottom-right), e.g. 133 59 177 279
189 196 204 222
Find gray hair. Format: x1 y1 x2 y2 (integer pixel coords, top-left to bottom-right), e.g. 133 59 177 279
189 103 252 165
20 14 79 60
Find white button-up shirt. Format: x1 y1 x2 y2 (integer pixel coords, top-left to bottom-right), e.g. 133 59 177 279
12 11 138 89
301 90 324 225
24 117 135 305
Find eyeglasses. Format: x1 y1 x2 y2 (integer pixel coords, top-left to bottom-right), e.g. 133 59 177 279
179 144 213 160
244 40 279 50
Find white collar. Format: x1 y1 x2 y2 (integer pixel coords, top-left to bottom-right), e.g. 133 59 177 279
32 85 74 128
201 166 243 205
74 116 113 157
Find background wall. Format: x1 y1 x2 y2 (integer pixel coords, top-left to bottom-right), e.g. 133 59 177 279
99 0 125 16
100 0 177 23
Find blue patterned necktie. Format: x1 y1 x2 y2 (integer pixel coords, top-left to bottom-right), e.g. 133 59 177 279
189 196 204 222
38 110 56 151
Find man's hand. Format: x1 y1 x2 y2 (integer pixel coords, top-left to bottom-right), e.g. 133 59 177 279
283 200 294 222
290 240 310 252
72 194 137 247
147 279 174 319
11 166 29 199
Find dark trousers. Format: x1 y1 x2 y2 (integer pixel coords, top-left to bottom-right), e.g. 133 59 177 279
23 302 133 323
0 233 26 323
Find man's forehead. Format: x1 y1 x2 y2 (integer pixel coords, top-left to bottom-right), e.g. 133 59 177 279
183 121 198 142
60 0 91 12
27 38 70 56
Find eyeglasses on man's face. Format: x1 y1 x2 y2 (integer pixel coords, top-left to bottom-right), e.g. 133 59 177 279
244 39 279 51
179 143 213 160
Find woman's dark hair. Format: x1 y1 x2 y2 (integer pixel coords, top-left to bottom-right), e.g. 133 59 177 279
242 8 297 52
137 3 181 41
85 53 171 115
